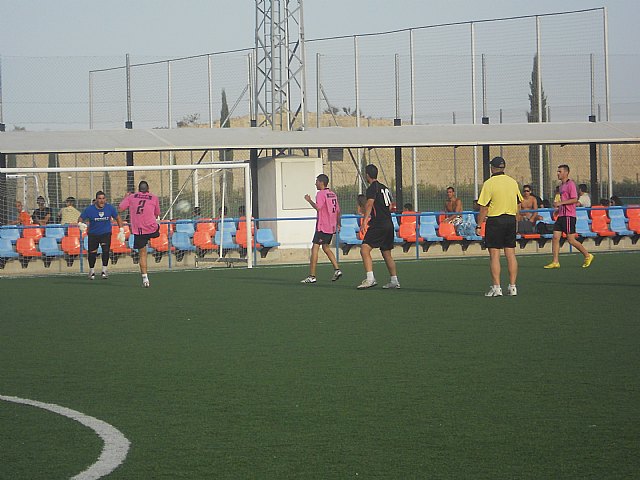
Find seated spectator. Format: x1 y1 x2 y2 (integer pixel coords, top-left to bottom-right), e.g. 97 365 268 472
7 200 28 225
442 186 462 223
400 202 418 224
600 198 611 207
578 184 591 208
32 196 52 225
517 184 539 233
192 206 203 221
57 196 81 225
610 195 624 207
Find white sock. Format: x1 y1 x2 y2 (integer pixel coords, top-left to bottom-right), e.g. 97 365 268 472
102 266 107 273
390 276 399 284
366 271 375 282
509 284 516 288
142 274 149 281
90 268 95 275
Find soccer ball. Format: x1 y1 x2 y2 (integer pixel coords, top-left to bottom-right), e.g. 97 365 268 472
175 199 191 216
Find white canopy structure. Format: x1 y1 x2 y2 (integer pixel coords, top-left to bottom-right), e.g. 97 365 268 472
1 122 640 155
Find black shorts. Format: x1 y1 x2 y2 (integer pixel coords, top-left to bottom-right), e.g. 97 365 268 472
363 224 394 251
485 215 517 249
133 233 153 250
553 216 577 235
312 231 334 245
88 233 111 252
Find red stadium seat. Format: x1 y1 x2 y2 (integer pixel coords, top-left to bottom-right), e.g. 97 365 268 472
22 226 43 243
193 231 218 257
16 237 41 268
61 236 82 255
195 218 216 236
399 222 421 243
400 211 419 225
437 222 463 241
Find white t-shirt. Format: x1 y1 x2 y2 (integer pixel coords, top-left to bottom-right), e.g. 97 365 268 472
578 193 591 208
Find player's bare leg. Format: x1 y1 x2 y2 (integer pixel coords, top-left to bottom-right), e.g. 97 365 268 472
357 243 377 288
545 231 562 267
504 246 518 287
139 246 150 287
488 248 502 286
381 249 400 289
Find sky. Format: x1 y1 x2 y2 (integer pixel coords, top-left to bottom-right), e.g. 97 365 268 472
1 0 638 57
1 0 638 130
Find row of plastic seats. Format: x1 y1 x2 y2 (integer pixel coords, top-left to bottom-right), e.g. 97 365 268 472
170 227 280 261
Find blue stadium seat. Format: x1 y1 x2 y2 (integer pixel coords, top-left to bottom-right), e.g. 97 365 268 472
0 238 19 269
175 220 195 238
255 228 280 258
171 231 195 262
609 215 634 238
391 215 400 231
217 218 237 235
215 229 239 257
337 225 362 255
418 223 443 252
576 209 590 223
39 237 64 267
0 226 21 244
576 218 597 239
341 216 360 232
419 212 438 225
45 224 65 242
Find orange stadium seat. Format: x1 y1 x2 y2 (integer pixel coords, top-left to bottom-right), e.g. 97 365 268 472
398 222 421 244
193 231 218 257
16 237 41 268
437 222 463 241
22 226 43 243
195 218 217 236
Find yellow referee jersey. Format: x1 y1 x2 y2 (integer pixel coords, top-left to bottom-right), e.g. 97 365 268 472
477 173 523 217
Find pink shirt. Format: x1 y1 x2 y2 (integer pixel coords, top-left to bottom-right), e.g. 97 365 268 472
559 179 578 218
315 188 340 234
119 192 161 235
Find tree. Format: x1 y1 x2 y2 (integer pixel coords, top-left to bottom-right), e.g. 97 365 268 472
177 113 200 128
526 54 550 198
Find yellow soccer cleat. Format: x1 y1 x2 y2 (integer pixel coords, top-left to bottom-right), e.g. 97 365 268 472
544 262 560 269
582 254 595 268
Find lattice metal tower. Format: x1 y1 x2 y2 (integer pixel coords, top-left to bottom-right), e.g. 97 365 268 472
254 0 308 131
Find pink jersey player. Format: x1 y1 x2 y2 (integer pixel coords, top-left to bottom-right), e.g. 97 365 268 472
119 190 160 235
315 188 340 234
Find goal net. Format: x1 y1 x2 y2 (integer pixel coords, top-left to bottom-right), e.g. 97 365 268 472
0 154 253 271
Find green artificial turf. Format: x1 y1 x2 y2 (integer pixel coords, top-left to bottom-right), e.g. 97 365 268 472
1 251 639 479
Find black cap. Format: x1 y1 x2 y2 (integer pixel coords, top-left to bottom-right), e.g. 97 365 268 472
490 156 506 168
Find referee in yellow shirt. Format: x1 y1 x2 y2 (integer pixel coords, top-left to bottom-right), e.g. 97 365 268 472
476 156 523 297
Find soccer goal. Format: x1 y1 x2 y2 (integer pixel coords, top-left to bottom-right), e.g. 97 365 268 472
0 156 253 270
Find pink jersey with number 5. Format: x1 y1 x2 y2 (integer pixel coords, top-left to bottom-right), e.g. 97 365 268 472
119 192 160 235
316 188 340 234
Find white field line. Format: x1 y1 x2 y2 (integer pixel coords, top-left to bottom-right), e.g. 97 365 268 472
0 395 130 480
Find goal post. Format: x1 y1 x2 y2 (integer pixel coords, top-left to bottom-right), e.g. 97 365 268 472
0 160 254 269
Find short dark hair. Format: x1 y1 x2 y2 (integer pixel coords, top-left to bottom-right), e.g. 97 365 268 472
316 174 329 186
365 164 378 179
403 203 413 211
95 191 106 199
357 194 367 209
523 184 532 191
446 186 455 192
578 183 588 192
65 196 76 204
138 181 149 192
558 164 570 173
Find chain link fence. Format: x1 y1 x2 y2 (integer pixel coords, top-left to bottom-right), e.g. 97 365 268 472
2 8 640 215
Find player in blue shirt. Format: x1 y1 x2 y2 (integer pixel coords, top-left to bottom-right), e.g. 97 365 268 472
78 191 125 280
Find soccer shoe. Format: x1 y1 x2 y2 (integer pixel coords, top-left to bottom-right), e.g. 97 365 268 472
301 275 317 284
582 254 594 268
507 285 518 296
331 270 343 282
382 281 401 289
142 280 150 288
485 285 503 297
357 279 377 289
101 272 108 279
88 273 96 280
543 262 560 269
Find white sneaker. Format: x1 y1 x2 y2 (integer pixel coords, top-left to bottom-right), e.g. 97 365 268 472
331 269 343 282
301 275 317 284
485 285 503 297
101 271 108 279
357 278 377 289
142 280 150 288
507 285 517 296
382 281 401 289
88 273 95 280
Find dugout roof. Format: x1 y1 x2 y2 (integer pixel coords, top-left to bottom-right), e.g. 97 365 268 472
1 121 640 155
